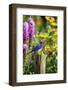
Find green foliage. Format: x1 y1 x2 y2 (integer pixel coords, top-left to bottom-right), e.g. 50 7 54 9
46 52 57 73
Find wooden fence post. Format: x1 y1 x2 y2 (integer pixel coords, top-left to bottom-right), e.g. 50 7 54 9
33 52 47 74
40 54 47 74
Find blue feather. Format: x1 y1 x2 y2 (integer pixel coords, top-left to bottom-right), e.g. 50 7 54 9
32 43 43 52
27 43 43 54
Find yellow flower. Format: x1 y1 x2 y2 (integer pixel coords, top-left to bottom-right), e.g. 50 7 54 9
45 16 55 23
51 22 57 27
38 33 48 39
45 16 50 21
44 46 52 52
50 18 56 23
45 16 57 27
44 45 57 52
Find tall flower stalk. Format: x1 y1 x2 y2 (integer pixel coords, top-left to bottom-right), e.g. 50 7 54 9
23 22 29 59
23 22 29 44
28 17 35 47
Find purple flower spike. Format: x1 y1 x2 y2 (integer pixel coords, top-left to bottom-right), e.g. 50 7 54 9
28 17 35 47
28 17 35 36
23 22 29 43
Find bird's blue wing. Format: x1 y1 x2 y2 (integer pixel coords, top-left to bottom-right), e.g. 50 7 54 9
32 44 43 52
